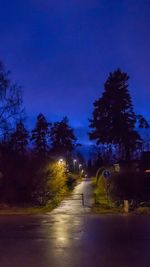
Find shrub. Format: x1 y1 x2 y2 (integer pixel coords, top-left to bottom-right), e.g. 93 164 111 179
46 161 68 195
110 171 150 202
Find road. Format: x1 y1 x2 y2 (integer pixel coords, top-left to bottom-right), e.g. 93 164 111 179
0 179 150 267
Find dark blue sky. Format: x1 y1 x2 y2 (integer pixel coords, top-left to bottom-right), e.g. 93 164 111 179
0 0 150 143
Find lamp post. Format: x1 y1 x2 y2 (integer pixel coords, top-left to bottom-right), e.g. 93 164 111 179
73 159 77 172
81 169 84 177
78 164 82 176
59 158 64 164
79 164 82 169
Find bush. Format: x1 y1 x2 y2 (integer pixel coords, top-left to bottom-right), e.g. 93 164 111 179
46 161 68 195
110 171 150 202
0 153 48 205
0 151 79 206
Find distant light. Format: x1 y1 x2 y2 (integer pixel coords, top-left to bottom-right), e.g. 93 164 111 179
114 163 120 172
74 159 77 163
145 169 150 173
79 164 82 168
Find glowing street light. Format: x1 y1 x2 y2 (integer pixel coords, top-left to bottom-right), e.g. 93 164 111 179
59 159 64 164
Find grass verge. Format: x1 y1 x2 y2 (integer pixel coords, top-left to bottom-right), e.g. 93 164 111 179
0 199 61 215
0 187 75 215
133 207 150 215
92 177 122 214
92 177 150 215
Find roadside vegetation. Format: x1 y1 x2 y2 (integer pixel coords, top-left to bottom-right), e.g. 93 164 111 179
92 169 150 214
0 154 83 214
0 61 150 214
88 68 150 214
92 176 122 214
0 61 86 213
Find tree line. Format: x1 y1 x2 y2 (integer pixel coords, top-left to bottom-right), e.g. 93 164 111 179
0 61 149 205
0 61 82 205
0 61 78 156
4 115 77 158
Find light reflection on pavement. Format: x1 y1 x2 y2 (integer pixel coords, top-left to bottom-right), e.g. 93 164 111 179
0 179 150 267
51 178 93 215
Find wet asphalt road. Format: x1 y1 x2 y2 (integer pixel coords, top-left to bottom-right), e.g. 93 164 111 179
0 179 150 267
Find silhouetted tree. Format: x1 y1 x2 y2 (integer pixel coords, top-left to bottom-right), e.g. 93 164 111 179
0 61 23 135
31 113 50 155
75 151 85 165
89 69 149 160
50 117 77 157
10 121 29 154
136 114 149 128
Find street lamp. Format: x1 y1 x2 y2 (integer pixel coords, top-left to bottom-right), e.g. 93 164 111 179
73 159 77 172
79 164 82 169
59 159 64 164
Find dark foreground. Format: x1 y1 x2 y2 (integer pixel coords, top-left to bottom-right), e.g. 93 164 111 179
0 214 150 267
0 180 150 267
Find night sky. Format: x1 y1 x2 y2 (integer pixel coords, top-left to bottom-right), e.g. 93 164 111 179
0 0 150 144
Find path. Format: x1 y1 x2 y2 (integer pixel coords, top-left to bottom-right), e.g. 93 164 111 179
51 177 93 215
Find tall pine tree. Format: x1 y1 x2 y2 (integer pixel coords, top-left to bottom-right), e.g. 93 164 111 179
50 117 77 157
89 69 148 160
31 113 50 155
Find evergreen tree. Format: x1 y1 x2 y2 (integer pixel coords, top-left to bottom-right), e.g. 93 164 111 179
50 117 77 157
89 69 148 160
74 151 85 164
31 113 50 155
10 121 29 154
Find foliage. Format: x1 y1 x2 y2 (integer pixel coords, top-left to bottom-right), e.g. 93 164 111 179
92 177 119 213
31 113 51 155
110 171 150 202
46 161 68 195
89 69 149 160
0 61 23 137
0 61 81 208
0 153 33 204
10 121 29 154
50 116 77 157
94 176 108 204
0 154 68 205
136 114 149 128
